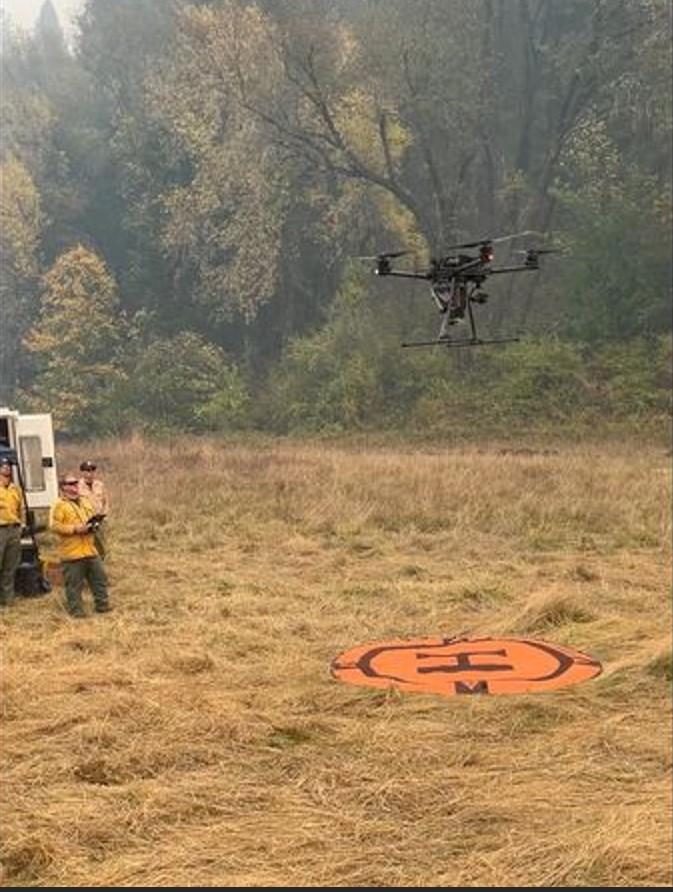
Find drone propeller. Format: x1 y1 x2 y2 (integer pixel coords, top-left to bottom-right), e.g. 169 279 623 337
492 230 545 244
514 247 560 256
445 238 491 250
357 250 411 261
446 230 544 250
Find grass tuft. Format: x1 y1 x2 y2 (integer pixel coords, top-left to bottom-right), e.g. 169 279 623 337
646 646 673 682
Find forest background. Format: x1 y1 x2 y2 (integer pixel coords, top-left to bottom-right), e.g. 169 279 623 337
1 0 671 440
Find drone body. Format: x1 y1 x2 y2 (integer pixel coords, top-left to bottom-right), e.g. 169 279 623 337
365 232 557 348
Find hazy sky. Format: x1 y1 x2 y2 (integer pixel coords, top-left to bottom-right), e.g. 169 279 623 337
1 0 83 36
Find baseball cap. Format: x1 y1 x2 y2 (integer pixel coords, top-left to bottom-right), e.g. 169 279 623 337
79 461 97 471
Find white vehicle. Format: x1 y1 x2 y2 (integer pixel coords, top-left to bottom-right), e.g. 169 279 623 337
0 407 58 512
0 407 58 596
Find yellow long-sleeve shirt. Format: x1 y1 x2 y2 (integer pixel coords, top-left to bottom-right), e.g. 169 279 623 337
49 496 99 561
0 483 24 526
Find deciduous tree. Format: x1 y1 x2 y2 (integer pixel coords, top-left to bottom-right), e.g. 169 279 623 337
0 157 43 402
23 244 126 434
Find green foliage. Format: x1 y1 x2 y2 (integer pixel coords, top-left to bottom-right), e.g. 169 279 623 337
264 274 380 432
583 337 672 417
414 336 672 434
2 0 670 436
266 296 671 434
23 244 126 436
554 120 672 341
0 156 43 400
119 332 250 433
0 157 42 279
137 2 287 324
475 340 590 424
557 188 671 341
262 267 444 432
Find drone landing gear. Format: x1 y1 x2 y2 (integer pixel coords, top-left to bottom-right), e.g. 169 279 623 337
404 284 517 348
401 336 520 349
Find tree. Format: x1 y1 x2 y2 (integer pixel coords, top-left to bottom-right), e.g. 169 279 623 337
264 264 442 432
553 120 672 341
219 1 668 332
120 331 250 432
35 0 67 60
1 2 96 262
23 245 126 434
0 157 43 403
141 2 288 324
73 0 192 329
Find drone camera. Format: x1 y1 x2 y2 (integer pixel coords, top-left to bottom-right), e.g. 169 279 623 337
480 245 494 263
375 257 392 276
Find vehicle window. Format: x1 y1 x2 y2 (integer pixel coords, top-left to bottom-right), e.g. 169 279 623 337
19 436 45 491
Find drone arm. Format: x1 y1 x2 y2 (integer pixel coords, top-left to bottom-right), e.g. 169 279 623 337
376 270 432 281
488 264 539 275
455 258 483 274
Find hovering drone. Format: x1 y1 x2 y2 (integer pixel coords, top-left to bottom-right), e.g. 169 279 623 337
361 231 558 347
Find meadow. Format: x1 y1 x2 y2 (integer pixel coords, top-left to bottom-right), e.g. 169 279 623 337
1 434 671 887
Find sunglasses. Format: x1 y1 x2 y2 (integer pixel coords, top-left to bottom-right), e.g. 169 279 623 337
63 480 79 486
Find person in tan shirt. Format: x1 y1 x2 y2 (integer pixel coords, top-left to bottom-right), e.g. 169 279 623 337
0 457 25 606
78 460 109 559
50 474 112 617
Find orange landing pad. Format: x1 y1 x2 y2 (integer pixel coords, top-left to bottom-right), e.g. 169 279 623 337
331 636 601 696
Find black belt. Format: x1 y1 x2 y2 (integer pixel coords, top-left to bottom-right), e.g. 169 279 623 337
0 523 20 528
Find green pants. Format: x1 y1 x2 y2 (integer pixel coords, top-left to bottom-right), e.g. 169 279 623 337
93 522 106 560
62 556 109 615
0 525 21 604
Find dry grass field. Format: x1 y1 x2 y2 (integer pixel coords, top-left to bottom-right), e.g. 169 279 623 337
1 434 671 887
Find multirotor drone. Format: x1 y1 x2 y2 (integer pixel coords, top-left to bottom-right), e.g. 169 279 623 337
361 231 558 347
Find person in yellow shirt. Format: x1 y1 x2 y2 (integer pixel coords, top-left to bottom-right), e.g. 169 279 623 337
78 460 109 559
49 474 112 618
0 457 25 607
